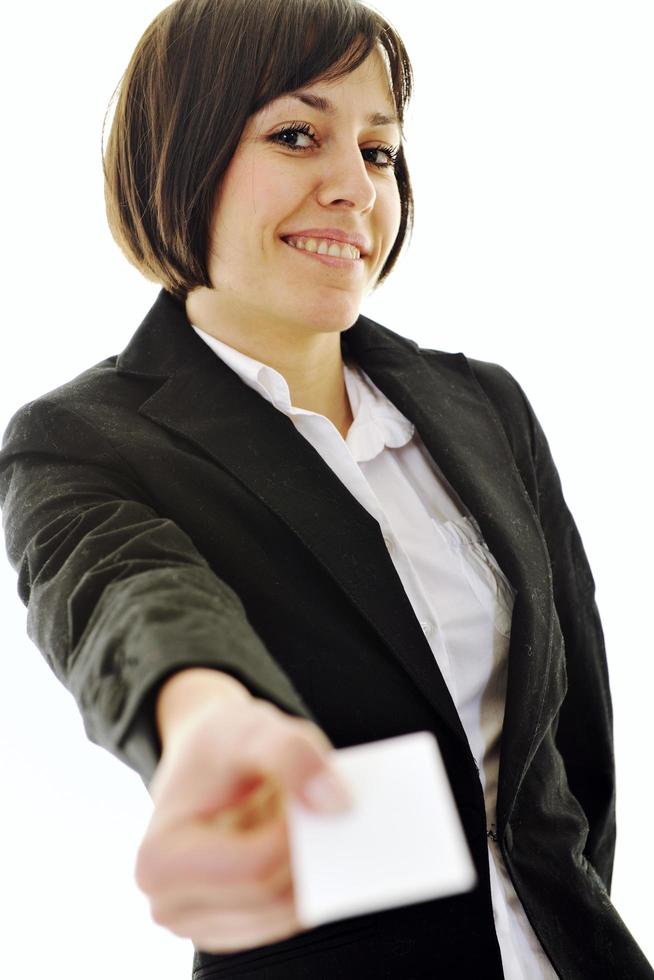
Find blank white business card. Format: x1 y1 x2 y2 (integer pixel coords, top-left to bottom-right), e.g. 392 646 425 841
285 730 477 929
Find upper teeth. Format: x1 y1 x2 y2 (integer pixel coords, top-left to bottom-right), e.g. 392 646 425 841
285 236 361 260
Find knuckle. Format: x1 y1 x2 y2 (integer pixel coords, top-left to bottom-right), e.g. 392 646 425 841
241 707 329 777
270 724 313 757
134 841 159 893
150 901 174 928
253 699 283 720
235 703 285 753
292 717 332 751
135 830 174 893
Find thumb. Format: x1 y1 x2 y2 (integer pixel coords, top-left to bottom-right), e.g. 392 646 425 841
281 718 354 813
300 765 354 812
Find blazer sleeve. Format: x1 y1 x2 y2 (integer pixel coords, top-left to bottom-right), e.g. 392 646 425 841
466 360 616 892
0 397 317 789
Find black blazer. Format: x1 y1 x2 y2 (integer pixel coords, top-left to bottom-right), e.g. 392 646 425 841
0 288 651 980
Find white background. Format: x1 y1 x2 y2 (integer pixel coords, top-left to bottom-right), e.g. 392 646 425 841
1 2 652 976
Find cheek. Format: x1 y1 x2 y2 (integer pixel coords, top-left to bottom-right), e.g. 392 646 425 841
379 185 403 248
389 180 403 226
226 160 299 250
250 165 300 218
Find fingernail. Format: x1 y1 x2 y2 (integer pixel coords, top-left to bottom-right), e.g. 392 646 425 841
303 770 353 812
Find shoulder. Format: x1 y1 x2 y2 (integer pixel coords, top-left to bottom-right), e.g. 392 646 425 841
419 345 537 455
354 313 539 460
463 355 534 436
1 355 158 456
0 357 161 515
360 313 533 424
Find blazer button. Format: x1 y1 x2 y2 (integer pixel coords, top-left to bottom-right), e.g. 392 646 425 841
504 824 514 853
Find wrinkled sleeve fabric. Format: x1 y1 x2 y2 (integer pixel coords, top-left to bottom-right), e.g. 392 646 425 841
467 360 616 892
0 398 316 788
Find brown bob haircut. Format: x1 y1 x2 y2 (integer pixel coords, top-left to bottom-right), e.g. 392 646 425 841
102 0 414 301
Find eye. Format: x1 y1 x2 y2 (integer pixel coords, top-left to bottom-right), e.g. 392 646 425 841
267 122 399 170
363 143 399 169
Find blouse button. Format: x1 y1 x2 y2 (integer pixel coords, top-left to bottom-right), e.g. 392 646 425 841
383 533 396 554
420 621 435 637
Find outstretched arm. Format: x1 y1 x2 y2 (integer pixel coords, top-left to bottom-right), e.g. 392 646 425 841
0 398 315 787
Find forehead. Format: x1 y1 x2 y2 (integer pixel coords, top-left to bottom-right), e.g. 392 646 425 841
256 48 400 130
272 90 399 129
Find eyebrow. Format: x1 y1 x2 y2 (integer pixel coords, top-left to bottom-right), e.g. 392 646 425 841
281 91 401 130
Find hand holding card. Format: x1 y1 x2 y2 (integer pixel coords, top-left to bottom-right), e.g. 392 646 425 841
285 730 477 929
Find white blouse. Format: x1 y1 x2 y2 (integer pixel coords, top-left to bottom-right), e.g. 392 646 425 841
191 323 560 979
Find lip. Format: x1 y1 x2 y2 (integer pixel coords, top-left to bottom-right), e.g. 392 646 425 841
280 228 370 256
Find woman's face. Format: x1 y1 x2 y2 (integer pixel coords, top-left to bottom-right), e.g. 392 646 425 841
199 46 403 348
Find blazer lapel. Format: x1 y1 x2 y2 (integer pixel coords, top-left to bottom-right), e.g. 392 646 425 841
342 327 561 824
117 289 557 822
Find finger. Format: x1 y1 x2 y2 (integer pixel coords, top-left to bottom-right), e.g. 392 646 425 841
137 795 290 894
208 772 285 833
148 705 330 832
236 717 340 808
167 890 302 954
148 723 271 827
149 853 293 918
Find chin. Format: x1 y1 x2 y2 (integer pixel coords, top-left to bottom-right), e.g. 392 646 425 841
309 307 362 334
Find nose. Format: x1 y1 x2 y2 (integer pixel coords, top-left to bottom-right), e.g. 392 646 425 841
316 142 377 212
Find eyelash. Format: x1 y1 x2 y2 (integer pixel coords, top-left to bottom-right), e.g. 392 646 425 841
268 121 399 170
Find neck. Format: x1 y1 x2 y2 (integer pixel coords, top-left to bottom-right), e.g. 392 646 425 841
185 291 355 438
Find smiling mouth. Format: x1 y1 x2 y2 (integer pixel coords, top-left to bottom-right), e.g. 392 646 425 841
280 237 364 269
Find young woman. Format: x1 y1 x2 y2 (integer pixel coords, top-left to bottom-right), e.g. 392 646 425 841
0 1 651 977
